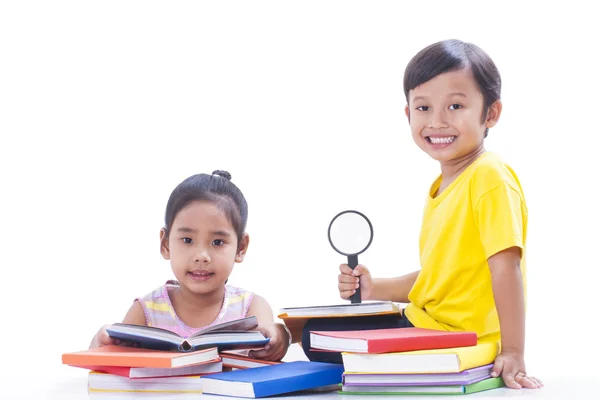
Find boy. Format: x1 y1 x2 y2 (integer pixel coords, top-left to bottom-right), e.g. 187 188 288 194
305 39 541 390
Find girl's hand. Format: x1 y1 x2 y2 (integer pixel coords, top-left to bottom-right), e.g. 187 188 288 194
338 264 373 301
248 324 289 361
89 324 138 349
491 350 543 389
89 325 120 349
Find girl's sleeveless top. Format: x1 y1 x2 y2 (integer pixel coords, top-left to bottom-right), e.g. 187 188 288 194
136 280 254 337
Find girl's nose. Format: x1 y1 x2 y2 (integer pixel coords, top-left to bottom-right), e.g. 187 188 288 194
194 248 211 263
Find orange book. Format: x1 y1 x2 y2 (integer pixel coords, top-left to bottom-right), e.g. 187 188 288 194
62 345 219 369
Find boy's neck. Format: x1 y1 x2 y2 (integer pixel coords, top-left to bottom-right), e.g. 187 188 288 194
439 146 486 183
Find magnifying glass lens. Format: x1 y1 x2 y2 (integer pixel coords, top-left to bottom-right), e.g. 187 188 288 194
329 213 372 254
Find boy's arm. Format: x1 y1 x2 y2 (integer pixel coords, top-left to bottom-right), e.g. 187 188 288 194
488 247 525 355
371 271 420 303
488 246 540 389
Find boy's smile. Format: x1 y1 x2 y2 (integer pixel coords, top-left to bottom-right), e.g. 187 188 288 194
405 68 501 169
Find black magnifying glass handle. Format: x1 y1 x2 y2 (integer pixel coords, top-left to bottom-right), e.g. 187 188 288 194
347 254 361 304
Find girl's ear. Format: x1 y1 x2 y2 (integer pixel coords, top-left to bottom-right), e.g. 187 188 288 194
160 228 170 260
235 233 250 263
485 100 503 128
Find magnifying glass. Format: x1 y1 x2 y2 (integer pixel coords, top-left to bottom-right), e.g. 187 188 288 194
328 210 374 304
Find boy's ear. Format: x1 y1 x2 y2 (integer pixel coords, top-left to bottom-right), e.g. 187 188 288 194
405 104 410 122
235 233 250 263
485 100 502 128
160 228 170 260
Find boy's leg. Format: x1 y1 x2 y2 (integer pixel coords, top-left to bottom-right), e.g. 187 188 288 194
301 313 413 364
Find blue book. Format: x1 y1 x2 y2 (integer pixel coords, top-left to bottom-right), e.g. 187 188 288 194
200 361 345 398
106 316 269 352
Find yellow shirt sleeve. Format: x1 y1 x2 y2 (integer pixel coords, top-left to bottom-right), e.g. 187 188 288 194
474 181 526 259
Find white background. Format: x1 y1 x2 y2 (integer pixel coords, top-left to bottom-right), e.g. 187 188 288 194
1 0 599 384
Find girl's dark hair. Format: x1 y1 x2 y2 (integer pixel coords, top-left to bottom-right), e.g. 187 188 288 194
403 39 501 137
164 170 248 243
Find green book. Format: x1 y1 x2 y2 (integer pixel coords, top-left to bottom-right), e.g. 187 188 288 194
340 377 505 395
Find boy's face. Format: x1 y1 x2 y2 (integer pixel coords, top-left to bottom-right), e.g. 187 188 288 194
160 200 248 295
405 68 501 164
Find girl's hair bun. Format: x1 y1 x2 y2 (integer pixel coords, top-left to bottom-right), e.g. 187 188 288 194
212 170 232 180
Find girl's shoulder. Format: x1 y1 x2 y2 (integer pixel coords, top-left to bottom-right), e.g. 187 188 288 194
137 280 178 305
223 284 255 318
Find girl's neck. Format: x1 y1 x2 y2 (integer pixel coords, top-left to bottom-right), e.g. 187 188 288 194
177 284 226 314
440 145 486 183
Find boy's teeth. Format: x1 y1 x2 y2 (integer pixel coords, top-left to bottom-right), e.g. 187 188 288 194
429 136 456 144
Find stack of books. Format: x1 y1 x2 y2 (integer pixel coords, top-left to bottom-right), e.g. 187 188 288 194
62 316 274 394
63 345 221 394
309 327 505 395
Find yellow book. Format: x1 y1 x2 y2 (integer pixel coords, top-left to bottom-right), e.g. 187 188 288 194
342 341 499 374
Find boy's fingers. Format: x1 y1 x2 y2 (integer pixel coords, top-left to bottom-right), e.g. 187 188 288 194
340 289 356 300
353 265 369 276
339 264 353 275
338 282 359 293
490 358 503 378
338 274 359 284
503 370 522 389
531 377 543 387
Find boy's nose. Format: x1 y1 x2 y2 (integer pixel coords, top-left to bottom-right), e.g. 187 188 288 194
427 110 449 129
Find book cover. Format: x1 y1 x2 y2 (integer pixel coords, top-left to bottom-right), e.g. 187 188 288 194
341 377 505 395
278 302 401 343
106 316 269 352
87 371 205 393
343 364 493 386
62 345 219 369
220 352 281 370
200 361 345 398
75 358 222 378
342 341 499 374
310 327 477 353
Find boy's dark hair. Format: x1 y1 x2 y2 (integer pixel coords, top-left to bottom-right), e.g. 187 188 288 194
403 39 501 137
164 170 248 244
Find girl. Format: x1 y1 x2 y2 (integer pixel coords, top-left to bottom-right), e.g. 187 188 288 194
90 170 290 361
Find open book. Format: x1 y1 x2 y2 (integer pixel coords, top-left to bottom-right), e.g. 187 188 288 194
106 316 269 352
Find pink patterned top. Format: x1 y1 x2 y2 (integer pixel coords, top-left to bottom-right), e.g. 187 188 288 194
136 280 254 338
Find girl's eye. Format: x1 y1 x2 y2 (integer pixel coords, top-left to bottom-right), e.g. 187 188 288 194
213 239 224 246
182 237 193 244
449 104 462 110
416 106 429 111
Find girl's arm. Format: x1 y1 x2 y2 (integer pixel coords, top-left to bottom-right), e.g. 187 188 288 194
89 301 147 349
246 294 290 361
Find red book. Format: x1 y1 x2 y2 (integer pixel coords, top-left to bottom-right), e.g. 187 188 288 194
309 327 477 354
75 359 222 378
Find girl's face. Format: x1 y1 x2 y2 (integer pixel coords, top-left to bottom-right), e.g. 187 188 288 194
160 200 248 295
405 68 501 164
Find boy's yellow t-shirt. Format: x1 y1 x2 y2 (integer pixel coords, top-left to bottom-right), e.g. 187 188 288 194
404 152 527 344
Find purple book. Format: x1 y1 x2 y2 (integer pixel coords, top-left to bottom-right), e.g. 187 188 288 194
342 364 493 387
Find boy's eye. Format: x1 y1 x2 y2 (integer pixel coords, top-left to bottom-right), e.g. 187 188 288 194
449 104 462 110
416 106 429 111
213 239 224 246
182 237 193 244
